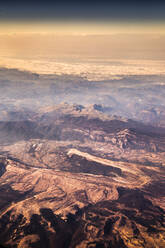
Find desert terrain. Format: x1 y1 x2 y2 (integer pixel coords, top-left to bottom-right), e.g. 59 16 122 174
0 67 165 247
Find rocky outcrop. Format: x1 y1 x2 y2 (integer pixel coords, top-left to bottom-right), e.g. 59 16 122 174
0 105 165 247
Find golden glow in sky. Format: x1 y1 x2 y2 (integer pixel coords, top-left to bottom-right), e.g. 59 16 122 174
0 20 165 35
0 20 165 61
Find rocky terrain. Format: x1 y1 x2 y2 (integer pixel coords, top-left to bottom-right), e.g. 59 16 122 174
0 102 165 248
0 68 165 247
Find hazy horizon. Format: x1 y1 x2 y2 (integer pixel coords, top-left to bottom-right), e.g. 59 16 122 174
1 0 165 64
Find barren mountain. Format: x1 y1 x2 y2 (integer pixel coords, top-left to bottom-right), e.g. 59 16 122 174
0 104 165 248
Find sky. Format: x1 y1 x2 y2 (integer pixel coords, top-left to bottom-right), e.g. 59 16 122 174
0 0 165 34
0 0 165 60
0 0 165 21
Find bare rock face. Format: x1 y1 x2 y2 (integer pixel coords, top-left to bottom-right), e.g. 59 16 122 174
0 157 7 177
0 105 165 248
